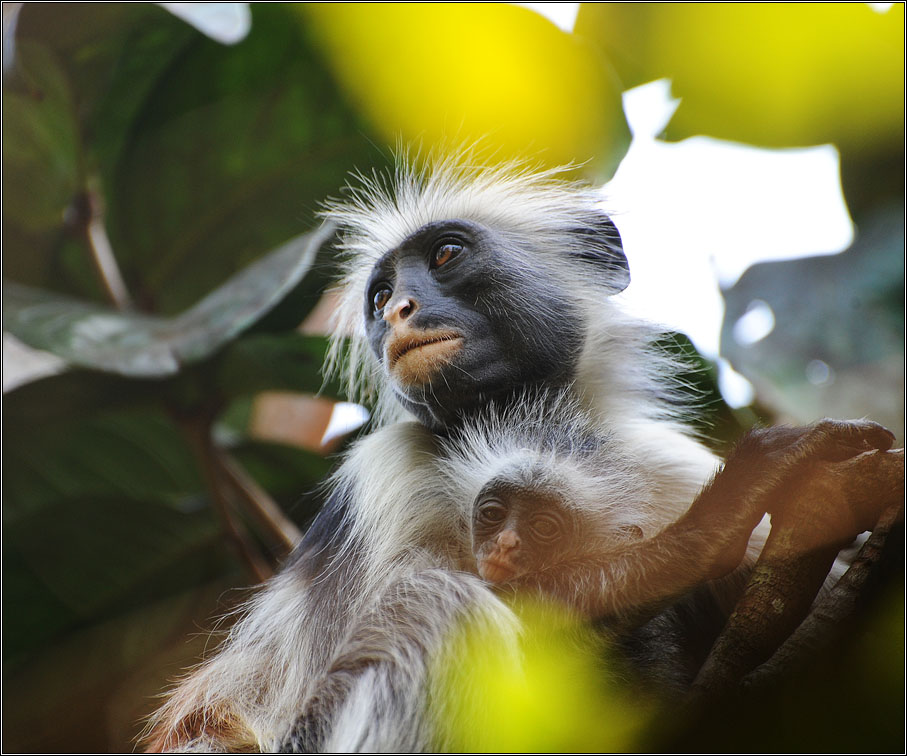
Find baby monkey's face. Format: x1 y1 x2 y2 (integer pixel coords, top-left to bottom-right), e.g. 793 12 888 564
471 485 575 584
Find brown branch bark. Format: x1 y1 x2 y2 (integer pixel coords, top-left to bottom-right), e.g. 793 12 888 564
211 447 302 557
742 499 903 687
180 418 273 582
691 448 904 696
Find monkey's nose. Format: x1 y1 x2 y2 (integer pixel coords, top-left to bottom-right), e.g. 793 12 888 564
497 529 520 550
384 296 418 325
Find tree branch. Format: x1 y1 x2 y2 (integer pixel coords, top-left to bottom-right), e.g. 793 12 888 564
691 448 904 696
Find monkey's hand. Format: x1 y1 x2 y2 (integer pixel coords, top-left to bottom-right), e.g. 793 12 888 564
687 418 896 581
741 417 894 496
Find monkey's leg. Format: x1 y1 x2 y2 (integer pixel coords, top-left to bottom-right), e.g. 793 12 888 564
691 447 904 695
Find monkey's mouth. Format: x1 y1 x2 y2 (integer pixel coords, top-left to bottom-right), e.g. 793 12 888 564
387 331 464 374
478 559 518 584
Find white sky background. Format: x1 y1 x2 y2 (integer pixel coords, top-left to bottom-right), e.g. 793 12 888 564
605 80 853 406
519 3 857 408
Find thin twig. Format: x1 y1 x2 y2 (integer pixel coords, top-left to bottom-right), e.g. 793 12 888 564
212 447 303 556
181 417 273 582
67 184 134 310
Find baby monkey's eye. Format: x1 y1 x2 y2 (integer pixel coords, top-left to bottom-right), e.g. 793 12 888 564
372 286 392 314
476 499 507 526
431 239 464 268
529 513 561 543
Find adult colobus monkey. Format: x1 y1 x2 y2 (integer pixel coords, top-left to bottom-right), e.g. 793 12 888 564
144 154 893 752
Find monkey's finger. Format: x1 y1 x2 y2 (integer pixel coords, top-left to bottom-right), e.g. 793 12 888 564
802 418 895 462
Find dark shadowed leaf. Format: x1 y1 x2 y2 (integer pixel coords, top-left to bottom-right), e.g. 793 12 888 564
1 369 166 425
2 40 80 233
104 3 378 314
230 440 334 526
2 409 203 523
3 496 234 664
3 224 331 376
214 332 336 400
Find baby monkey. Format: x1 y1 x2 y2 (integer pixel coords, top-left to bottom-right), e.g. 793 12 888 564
472 476 643 586
450 390 896 623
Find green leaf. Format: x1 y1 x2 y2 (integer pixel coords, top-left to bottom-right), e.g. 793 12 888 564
105 3 378 314
2 41 81 232
3 224 331 377
13 4 196 186
1 369 169 425
214 332 336 400
2 409 203 523
3 496 234 664
6 497 220 617
230 440 334 525
299 4 630 182
576 4 904 155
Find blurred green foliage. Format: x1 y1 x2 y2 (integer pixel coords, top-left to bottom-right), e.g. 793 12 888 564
297 3 631 181
2 2 903 752
3 4 375 749
576 3 904 158
433 600 653 752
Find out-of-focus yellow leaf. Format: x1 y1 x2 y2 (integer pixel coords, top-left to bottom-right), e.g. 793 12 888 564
296 3 630 180
576 3 904 154
431 599 651 752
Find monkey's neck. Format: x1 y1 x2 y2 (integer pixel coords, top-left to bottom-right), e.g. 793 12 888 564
405 381 575 436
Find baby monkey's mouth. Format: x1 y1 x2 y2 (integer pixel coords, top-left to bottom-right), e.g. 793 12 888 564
387 330 463 369
478 558 519 585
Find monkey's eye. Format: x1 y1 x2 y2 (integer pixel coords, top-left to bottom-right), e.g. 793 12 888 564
529 514 561 543
476 500 507 527
431 238 464 269
372 286 392 314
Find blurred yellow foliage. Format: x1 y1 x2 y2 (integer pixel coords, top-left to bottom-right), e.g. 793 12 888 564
431 599 652 753
296 3 630 180
576 3 904 154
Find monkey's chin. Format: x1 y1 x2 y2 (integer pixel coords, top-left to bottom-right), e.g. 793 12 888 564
390 336 464 386
478 559 518 584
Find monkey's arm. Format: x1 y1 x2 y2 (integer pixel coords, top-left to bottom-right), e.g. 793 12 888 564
279 569 518 753
143 485 364 753
513 419 898 622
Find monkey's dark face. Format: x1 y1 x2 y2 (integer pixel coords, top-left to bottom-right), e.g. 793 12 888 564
364 220 584 428
471 486 575 584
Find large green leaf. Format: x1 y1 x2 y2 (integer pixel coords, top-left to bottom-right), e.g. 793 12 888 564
4 5 197 299
1 405 229 661
3 224 331 377
214 332 337 401
5 3 377 312
2 41 81 234
105 3 378 314
2 409 203 523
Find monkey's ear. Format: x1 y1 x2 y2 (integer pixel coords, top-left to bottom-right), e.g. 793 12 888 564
570 215 630 294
